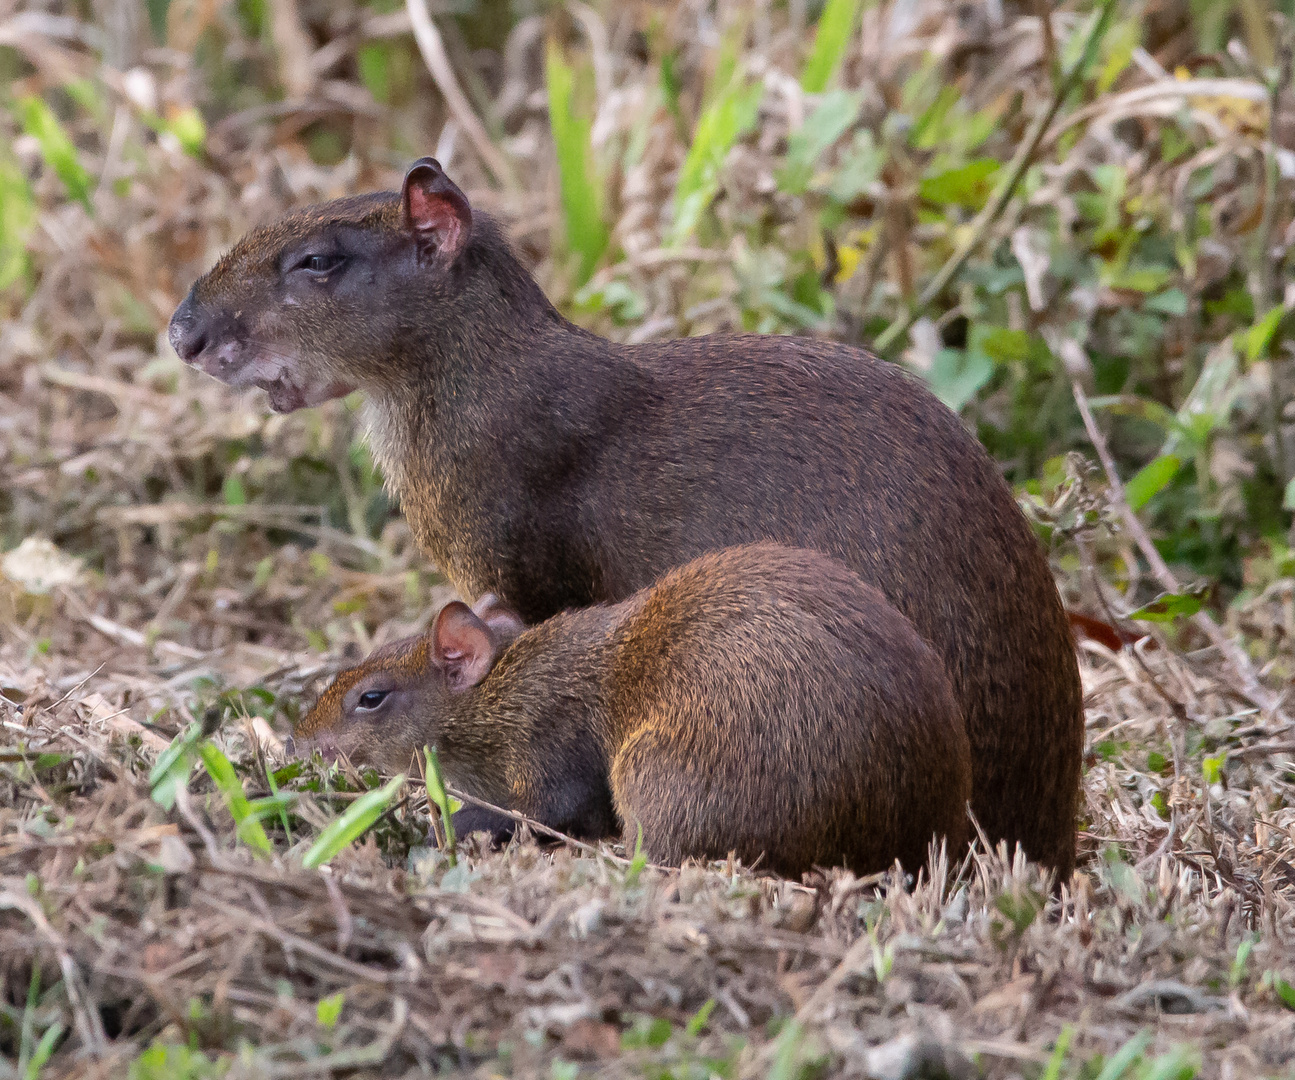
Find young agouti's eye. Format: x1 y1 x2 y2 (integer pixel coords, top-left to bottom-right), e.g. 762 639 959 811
301 254 344 274
356 689 389 710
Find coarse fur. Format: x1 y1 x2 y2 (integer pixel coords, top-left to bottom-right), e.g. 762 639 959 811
169 158 1083 877
292 545 973 877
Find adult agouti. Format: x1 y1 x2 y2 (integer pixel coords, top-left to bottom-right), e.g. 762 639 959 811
168 157 1082 877
291 545 972 877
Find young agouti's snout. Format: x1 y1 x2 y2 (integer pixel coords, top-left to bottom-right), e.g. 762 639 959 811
172 158 1080 876
293 545 972 878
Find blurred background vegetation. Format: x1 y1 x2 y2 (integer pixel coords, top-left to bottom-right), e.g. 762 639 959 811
3 0 1295 672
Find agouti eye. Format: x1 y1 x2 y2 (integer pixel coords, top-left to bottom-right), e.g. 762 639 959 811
356 690 389 710
300 254 344 274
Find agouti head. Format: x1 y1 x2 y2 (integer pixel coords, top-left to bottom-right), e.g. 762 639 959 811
290 595 525 774
167 158 515 413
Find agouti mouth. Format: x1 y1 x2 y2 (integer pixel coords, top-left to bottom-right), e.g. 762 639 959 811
261 376 309 414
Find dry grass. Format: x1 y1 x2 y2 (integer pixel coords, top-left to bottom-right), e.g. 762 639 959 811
3 0 1295 1075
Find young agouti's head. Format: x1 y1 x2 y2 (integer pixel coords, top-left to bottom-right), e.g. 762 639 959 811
167 158 543 414
289 595 525 774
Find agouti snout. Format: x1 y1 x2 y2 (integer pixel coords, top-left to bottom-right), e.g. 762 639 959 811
293 544 972 878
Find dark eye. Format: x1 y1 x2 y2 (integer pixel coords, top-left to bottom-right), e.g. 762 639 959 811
356 690 389 710
300 254 345 274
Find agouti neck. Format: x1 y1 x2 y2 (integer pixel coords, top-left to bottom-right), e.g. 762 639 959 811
439 602 629 806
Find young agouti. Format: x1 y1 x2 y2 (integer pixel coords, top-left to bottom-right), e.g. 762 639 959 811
291 545 972 877
169 157 1082 877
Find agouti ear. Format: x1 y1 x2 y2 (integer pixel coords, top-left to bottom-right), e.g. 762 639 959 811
472 593 527 644
400 157 472 264
432 601 498 692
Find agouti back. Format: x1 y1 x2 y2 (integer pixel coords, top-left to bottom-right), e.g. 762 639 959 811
292 545 972 877
169 157 1082 877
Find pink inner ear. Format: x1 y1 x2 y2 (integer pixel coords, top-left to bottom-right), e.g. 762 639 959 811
407 186 463 249
433 603 495 691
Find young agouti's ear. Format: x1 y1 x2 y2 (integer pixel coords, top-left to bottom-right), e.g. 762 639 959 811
432 601 498 692
400 157 472 264
471 593 526 644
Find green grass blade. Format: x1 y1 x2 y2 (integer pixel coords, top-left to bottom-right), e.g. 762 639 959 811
264 763 294 843
302 774 405 870
1138 1045 1200 1080
25 1021 63 1080
16 96 93 210
0 154 36 291
149 720 203 810
624 820 647 886
1124 454 1182 511
1093 1032 1153 1080
801 0 863 93
198 742 272 856
1041 1025 1074 1080
545 38 609 285
423 746 461 866
668 65 763 245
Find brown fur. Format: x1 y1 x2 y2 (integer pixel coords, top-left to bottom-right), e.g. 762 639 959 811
170 158 1082 877
293 545 972 878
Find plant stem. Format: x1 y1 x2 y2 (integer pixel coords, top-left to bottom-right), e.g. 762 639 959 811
1071 377 1284 719
874 0 1118 355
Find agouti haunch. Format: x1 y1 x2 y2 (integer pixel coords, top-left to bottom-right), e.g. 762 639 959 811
291 545 972 877
169 157 1082 877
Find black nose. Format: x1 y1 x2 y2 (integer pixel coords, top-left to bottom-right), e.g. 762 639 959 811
168 296 209 362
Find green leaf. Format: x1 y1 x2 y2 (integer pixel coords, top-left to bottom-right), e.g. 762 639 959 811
1146 288 1188 316
1276 976 1295 1010
777 90 861 195
1124 454 1182 511
16 96 92 210
918 158 1001 209
358 43 391 104
545 40 609 284
801 0 862 93
1243 305 1285 361
199 742 272 856
1097 18 1140 93
222 474 246 506
1202 753 1225 786
244 792 296 824
1103 263 1172 293
146 0 171 42
972 325 1050 370
1128 587 1207 623
163 108 207 158
1229 935 1255 987
922 347 993 413
669 46 764 245
573 278 647 323
829 129 884 203
302 774 404 869
684 998 716 1038
316 992 345 1030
